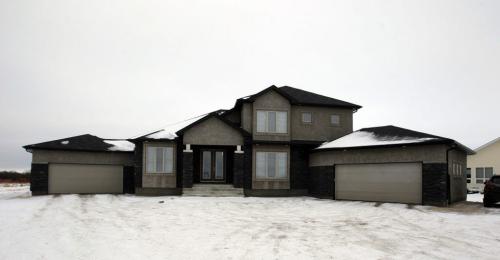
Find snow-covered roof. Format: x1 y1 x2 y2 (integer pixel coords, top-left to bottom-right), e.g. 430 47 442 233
136 113 211 140
315 125 474 154
24 134 135 153
317 130 439 150
103 140 135 152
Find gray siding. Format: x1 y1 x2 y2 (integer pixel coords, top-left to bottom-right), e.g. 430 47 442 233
291 106 353 142
32 150 134 166
183 117 244 146
309 144 449 167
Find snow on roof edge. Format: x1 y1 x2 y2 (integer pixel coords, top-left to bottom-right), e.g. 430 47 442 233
316 131 439 150
103 140 135 152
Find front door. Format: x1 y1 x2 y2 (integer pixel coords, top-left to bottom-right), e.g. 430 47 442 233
200 150 225 182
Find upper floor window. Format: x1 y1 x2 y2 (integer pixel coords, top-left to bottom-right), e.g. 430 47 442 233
476 167 493 184
330 114 340 126
256 110 287 133
301 112 312 124
256 151 287 179
146 146 174 174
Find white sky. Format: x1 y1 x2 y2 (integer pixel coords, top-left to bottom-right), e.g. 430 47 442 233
0 0 499 171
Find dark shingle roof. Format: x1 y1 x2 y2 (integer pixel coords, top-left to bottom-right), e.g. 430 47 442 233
23 134 134 153
278 86 362 109
316 125 475 154
235 85 361 110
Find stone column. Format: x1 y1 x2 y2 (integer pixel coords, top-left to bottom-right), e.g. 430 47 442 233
233 145 244 188
182 144 193 188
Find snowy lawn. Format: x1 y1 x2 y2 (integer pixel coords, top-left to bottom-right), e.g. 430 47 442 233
1 186 500 260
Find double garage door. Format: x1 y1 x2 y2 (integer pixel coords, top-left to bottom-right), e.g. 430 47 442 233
335 162 422 204
49 164 123 194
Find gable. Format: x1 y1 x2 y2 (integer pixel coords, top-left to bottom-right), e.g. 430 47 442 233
182 117 244 146
253 89 290 109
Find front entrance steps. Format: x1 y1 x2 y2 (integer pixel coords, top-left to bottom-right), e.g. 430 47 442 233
182 184 244 197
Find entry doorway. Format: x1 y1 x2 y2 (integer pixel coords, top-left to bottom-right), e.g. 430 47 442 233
200 150 225 183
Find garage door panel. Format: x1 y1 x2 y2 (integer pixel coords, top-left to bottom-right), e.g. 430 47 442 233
49 164 123 194
335 163 422 204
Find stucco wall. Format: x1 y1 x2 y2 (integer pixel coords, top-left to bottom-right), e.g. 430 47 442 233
183 117 244 146
252 91 291 142
241 103 253 133
252 144 290 189
291 106 353 142
32 149 134 166
448 149 467 203
309 144 449 167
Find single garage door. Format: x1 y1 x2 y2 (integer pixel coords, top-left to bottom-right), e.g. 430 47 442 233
335 162 422 204
49 164 123 194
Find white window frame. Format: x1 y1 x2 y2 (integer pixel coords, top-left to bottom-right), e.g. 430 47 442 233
256 110 288 134
475 167 494 184
144 144 174 174
255 151 288 180
301 112 312 124
330 114 340 126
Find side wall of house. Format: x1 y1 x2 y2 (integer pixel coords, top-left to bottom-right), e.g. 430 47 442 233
291 106 353 142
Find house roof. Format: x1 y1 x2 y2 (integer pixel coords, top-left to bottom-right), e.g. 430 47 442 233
234 85 362 110
176 111 251 136
474 137 500 152
132 110 249 141
316 125 475 154
23 134 135 153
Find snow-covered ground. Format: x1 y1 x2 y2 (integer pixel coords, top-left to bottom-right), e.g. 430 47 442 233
467 193 484 203
1 185 499 260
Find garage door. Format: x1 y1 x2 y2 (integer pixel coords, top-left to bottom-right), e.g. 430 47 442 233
335 163 422 204
49 164 123 194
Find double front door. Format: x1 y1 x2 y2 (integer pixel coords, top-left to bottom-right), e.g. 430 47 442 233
201 150 225 182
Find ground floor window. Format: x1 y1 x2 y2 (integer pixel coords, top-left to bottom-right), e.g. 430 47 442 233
475 167 493 184
256 151 287 179
466 168 471 183
146 146 174 174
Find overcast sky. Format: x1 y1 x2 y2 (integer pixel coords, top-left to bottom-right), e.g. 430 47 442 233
1 0 499 171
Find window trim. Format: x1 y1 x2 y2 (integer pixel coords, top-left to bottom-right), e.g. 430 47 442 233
255 150 289 180
474 167 494 184
330 114 340 126
143 142 176 175
255 109 288 134
301 112 313 125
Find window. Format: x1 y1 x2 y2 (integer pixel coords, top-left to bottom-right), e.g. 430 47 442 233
330 115 340 126
146 146 173 174
452 162 463 177
466 168 471 183
256 151 287 179
256 111 287 133
475 167 494 184
301 112 312 124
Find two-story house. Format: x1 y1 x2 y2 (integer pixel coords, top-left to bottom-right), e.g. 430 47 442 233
24 85 473 206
